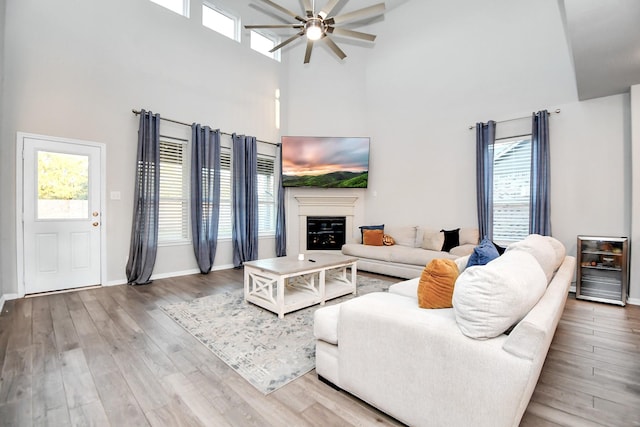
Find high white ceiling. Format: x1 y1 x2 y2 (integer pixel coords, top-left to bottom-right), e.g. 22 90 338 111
246 0 640 101
561 0 640 100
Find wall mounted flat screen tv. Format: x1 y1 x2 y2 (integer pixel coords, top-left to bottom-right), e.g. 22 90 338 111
281 136 370 188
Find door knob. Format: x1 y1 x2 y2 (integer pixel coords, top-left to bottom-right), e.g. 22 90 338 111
92 222 99 227
92 211 99 217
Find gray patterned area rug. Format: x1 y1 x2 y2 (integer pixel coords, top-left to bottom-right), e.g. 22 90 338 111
160 275 395 394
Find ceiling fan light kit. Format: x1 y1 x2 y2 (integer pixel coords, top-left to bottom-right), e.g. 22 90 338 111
246 0 386 64
305 19 325 41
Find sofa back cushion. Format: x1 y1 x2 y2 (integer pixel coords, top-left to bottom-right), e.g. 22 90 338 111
545 236 566 271
505 234 557 282
418 259 459 309
384 225 417 247
459 228 480 246
452 250 547 339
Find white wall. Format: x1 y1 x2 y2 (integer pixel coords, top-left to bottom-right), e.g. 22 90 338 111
0 0 6 306
630 84 640 303
0 0 284 294
1 0 635 301
282 0 632 291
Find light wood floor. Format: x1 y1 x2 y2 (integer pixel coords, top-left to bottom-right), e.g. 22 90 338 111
0 269 638 426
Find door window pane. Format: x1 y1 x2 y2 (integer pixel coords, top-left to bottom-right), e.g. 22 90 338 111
37 151 89 219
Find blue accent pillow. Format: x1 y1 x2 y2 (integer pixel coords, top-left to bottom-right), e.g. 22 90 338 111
359 224 384 241
466 237 500 268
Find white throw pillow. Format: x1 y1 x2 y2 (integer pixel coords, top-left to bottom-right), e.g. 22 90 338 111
421 229 444 251
505 234 557 282
453 250 547 339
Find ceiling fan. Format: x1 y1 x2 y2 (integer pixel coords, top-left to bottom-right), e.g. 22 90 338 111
245 0 386 64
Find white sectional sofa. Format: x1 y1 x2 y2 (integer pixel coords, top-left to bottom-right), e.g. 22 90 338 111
314 235 574 427
341 225 479 279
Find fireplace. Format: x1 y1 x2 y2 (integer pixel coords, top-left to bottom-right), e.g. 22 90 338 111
307 216 346 250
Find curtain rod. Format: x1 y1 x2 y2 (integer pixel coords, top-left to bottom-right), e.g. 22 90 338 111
468 109 561 130
131 109 280 146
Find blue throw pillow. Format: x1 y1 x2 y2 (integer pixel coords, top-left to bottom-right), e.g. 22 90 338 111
466 237 500 268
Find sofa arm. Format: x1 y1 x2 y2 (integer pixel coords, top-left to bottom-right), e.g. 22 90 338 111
337 292 533 427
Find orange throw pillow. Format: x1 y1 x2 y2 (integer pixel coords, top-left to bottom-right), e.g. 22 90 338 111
363 229 384 246
418 259 460 309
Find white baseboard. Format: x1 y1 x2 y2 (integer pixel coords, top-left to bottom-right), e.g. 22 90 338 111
107 264 236 287
626 297 640 306
0 293 20 314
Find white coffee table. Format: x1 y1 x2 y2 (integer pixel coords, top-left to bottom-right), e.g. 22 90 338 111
243 253 358 318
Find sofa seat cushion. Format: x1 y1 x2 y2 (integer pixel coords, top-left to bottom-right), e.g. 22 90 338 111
342 243 394 262
314 304 341 345
388 278 420 298
453 250 547 339
449 244 476 257
389 245 457 265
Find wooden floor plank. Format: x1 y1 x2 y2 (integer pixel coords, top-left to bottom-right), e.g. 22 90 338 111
1 269 638 426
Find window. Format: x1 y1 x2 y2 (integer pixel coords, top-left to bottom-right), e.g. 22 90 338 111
250 30 280 61
491 136 532 244
149 0 189 16
202 3 240 41
217 151 277 239
218 149 233 239
257 155 276 235
158 138 190 243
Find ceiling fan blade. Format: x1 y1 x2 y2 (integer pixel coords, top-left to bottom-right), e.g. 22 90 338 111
245 24 304 29
328 27 376 42
304 39 314 64
270 31 305 53
258 0 306 23
319 0 341 19
327 3 385 25
301 0 314 17
323 35 347 60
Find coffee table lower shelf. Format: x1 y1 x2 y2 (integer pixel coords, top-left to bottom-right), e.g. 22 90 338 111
243 255 357 318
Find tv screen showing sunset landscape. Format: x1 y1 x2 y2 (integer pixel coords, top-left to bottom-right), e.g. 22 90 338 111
281 136 370 188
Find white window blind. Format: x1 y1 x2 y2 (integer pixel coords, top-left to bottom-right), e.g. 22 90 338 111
257 155 276 235
218 149 232 239
217 150 276 239
491 137 531 244
158 139 190 243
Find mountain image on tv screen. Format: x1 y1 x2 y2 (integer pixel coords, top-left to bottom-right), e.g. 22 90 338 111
281 136 370 188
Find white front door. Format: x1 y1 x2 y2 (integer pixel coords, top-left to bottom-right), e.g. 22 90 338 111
22 135 102 294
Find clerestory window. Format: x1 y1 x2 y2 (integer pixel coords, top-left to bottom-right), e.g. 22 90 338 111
202 2 240 41
250 30 281 61
149 0 189 17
